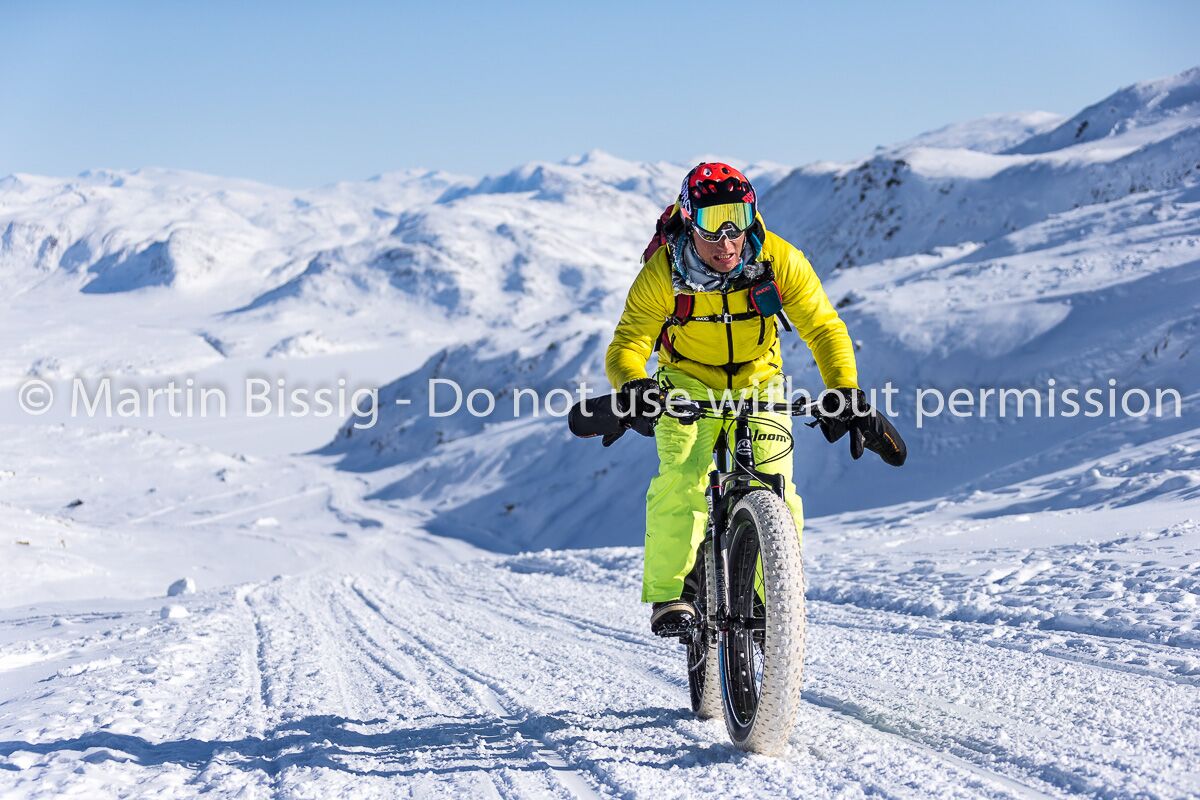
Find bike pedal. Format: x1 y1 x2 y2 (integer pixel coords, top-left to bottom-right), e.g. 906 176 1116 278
653 621 693 638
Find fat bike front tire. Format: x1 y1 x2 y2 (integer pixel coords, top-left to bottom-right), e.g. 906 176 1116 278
719 489 806 754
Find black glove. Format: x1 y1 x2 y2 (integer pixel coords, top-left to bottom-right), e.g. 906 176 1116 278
599 378 663 447
816 388 907 466
616 378 662 437
599 379 661 447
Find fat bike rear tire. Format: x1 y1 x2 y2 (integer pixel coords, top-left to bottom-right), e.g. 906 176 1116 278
686 542 722 719
719 490 806 754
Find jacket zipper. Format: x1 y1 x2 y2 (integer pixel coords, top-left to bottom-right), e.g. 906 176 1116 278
722 290 735 391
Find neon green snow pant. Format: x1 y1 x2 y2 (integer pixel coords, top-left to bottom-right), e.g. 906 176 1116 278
642 366 805 603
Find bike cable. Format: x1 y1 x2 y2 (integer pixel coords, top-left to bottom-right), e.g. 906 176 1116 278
741 413 796 469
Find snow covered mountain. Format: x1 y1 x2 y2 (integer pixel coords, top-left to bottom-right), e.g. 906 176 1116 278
767 67 1200 272
0 153 677 382
318 67 1200 546
2 68 1199 797
893 111 1066 154
0 167 472 297
2 69 1197 542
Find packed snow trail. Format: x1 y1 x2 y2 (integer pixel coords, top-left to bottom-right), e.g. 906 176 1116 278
2 550 1196 799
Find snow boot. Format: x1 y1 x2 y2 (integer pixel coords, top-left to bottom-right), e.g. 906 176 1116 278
651 599 695 637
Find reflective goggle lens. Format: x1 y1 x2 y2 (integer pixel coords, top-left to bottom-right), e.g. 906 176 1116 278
692 202 754 235
692 223 743 243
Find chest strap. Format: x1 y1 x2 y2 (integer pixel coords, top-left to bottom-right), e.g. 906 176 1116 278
655 286 793 352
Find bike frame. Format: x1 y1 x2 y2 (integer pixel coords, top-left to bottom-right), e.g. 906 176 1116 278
690 404 796 643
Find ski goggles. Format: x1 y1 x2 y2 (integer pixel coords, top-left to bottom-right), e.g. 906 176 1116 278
692 222 747 243
691 202 754 238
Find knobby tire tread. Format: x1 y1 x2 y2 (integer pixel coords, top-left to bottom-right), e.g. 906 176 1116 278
694 543 722 719
723 490 806 754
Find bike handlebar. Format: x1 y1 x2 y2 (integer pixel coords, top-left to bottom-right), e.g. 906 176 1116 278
568 390 906 467
658 395 906 467
660 398 818 423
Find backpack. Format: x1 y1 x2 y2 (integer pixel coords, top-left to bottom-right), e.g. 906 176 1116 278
641 203 684 265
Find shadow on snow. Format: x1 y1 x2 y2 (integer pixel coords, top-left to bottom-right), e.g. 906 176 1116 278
0 706 743 778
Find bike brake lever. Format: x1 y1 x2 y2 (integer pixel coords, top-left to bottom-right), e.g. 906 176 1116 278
666 400 704 425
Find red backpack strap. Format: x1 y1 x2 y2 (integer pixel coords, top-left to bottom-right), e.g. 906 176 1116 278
655 293 695 354
671 292 694 324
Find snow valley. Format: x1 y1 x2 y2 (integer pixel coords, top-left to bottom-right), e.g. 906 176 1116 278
1 67 1199 798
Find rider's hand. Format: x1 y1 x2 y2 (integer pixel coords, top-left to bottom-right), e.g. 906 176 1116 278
816 388 907 466
618 378 662 438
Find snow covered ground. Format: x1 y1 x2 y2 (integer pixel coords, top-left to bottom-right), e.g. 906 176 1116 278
3 541 1198 797
2 67 1200 797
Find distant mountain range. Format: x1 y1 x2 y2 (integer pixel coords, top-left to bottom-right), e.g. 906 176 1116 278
3 66 1198 551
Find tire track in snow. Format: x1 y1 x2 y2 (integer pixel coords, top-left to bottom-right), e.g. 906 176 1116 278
391 566 706 717
806 600 1200 797
376 569 797 770
427 567 663 660
323 585 537 799
421 558 1200 797
235 580 405 795
475 574 1043 794
424 568 699 702
386 565 1065 798
472 687 604 800
327 579 480 718
1020 643 1200 687
491 578 661 653
237 586 272 731
347 580 604 800
181 487 325 527
126 486 252 525
802 691 1060 800
329 583 528 799
812 598 1200 688
236 584 287 800
204 578 560 797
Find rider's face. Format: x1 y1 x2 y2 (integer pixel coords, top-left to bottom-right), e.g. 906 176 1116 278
691 227 745 273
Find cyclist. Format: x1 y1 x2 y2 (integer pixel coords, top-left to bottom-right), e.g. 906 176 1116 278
605 162 905 635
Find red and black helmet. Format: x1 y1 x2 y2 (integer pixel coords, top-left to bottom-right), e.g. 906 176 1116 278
678 162 757 225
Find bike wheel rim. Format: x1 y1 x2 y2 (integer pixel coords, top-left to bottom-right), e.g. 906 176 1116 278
686 555 708 711
722 513 765 735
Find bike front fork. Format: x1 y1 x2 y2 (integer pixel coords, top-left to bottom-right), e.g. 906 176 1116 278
706 467 732 634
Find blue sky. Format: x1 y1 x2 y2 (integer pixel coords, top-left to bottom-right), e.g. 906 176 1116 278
4 1 1198 187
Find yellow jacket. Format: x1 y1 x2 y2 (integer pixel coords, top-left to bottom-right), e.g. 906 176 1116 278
605 227 858 391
